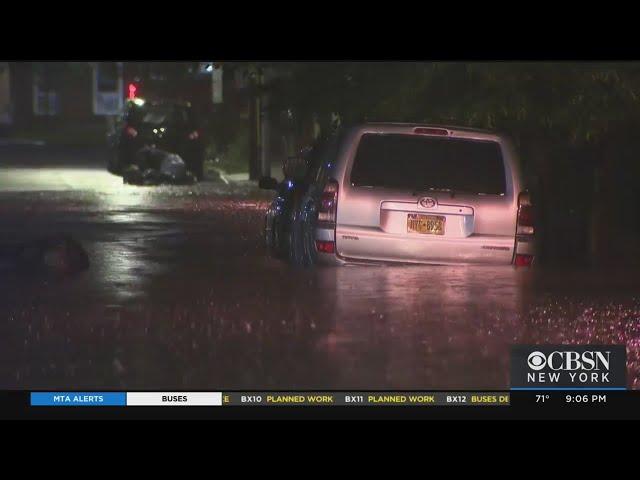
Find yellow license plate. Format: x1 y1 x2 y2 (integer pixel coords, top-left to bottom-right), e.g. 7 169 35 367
407 214 445 235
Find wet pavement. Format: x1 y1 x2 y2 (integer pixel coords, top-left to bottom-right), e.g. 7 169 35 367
1 145 639 390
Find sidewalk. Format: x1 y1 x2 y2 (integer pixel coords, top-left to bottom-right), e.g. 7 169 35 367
0 138 46 147
2 121 107 147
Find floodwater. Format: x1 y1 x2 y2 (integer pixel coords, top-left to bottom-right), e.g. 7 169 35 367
0 146 639 390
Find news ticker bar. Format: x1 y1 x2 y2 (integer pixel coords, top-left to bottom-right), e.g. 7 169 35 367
30 392 510 407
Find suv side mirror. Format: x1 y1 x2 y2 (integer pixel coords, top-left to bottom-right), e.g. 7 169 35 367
259 176 279 190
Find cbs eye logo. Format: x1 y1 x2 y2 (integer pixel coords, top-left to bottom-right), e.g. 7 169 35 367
527 351 547 370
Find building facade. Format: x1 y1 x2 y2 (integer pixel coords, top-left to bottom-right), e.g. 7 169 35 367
0 62 233 131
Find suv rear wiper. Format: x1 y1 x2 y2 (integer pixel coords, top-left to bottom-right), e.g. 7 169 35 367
412 186 453 196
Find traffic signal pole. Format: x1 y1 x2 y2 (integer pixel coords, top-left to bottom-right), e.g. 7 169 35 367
260 90 271 179
249 84 260 181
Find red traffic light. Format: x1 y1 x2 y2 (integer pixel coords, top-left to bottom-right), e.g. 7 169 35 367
128 83 138 100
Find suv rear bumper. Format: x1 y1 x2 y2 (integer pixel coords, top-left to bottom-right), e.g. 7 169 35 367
314 227 536 266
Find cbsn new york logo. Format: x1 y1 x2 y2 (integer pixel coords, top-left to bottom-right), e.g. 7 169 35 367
526 350 611 384
510 345 626 389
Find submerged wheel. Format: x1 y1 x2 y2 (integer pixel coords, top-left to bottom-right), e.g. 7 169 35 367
107 151 122 174
290 213 316 267
301 221 317 266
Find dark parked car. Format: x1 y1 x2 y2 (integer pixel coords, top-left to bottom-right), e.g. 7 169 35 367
260 133 341 265
107 100 205 179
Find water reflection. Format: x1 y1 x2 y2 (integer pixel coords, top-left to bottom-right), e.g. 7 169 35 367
314 265 524 389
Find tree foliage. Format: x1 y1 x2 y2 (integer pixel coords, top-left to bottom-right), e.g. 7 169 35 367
273 62 640 145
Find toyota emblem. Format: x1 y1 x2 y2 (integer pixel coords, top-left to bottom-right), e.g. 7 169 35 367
419 197 437 209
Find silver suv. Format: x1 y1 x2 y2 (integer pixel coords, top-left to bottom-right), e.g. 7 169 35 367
267 123 535 266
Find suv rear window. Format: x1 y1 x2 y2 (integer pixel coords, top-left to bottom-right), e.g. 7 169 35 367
128 104 193 127
350 134 507 195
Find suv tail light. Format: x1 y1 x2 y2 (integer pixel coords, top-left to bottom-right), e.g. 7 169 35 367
315 240 335 253
316 180 338 255
517 192 534 236
515 192 535 267
124 125 138 138
515 254 534 267
318 180 338 226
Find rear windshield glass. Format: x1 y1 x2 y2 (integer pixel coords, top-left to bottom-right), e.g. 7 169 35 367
350 134 507 195
128 105 191 127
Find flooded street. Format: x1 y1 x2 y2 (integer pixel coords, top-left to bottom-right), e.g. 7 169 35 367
1 146 639 391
